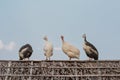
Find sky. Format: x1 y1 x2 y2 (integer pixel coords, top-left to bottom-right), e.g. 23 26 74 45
0 0 120 60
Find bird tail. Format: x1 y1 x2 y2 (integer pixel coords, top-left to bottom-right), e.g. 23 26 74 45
94 56 98 60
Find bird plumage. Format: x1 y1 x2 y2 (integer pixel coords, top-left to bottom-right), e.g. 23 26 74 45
43 36 53 60
19 44 33 60
82 34 99 60
61 35 80 60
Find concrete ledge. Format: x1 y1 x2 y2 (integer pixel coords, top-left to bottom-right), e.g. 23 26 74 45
0 60 120 80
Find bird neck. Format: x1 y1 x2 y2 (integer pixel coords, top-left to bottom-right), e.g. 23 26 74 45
61 38 65 43
61 37 65 43
44 39 48 42
62 40 64 43
45 40 49 44
84 37 87 43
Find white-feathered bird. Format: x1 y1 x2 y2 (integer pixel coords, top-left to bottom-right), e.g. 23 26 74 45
19 44 33 60
82 34 99 60
61 35 80 60
43 36 53 60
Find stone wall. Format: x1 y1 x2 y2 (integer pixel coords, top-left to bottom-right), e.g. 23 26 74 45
0 60 120 80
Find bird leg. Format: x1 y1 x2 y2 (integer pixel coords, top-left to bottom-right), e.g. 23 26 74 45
77 57 79 60
46 57 48 61
69 57 71 60
49 57 50 60
23 58 29 60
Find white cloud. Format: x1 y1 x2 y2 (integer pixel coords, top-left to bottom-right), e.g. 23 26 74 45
54 47 62 51
0 40 16 51
0 40 4 49
5 42 16 51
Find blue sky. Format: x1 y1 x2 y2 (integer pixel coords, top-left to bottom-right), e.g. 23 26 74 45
0 0 120 60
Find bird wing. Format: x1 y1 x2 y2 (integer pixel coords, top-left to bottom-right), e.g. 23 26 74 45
19 47 29 58
44 41 53 57
19 45 27 52
19 44 33 52
63 42 80 55
85 41 98 53
44 42 53 52
89 48 98 55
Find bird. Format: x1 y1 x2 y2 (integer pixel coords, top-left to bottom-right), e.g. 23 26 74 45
19 44 33 60
43 36 53 60
82 34 99 60
61 35 80 60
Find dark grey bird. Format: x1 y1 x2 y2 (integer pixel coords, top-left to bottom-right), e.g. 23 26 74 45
82 34 99 60
19 44 33 60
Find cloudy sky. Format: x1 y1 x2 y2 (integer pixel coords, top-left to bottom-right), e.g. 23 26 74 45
0 0 120 60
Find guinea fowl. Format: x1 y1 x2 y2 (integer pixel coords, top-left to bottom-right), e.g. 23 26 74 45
19 44 33 60
61 35 80 60
82 34 99 60
43 36 53 60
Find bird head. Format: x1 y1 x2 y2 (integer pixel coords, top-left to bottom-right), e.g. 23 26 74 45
61 35 64 40
43 36 48 41
82 34 86 39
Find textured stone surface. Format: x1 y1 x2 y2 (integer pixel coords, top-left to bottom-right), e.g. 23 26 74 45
0 60 120 80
